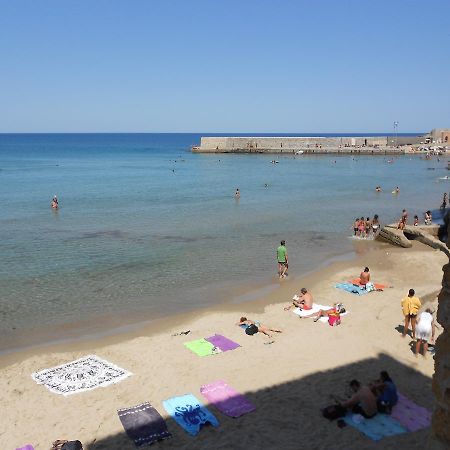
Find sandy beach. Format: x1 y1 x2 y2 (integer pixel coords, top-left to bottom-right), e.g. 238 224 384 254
1 240 446 450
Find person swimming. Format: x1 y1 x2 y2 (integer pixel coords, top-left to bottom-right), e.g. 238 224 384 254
51 195 59 209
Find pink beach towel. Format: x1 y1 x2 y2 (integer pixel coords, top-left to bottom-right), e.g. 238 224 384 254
391 392 432 432
200 380 255 418
16 446 34 450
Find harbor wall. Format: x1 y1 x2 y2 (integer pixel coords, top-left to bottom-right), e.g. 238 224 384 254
193 136 422 154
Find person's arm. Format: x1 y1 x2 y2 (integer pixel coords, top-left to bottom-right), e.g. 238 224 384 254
341 392 358 408
431 319 436 344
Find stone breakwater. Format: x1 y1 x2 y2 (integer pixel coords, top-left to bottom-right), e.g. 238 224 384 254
192 136 423 154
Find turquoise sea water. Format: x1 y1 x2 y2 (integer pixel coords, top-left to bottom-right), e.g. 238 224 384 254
0 133 446 351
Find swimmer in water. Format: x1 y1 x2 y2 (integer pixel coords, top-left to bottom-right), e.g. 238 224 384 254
51 195 58 209
235 188 240 199
375 186 382 192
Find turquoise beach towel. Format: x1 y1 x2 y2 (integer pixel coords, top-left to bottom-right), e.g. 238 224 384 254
343 413 407 441
163 394 219 436
335 283 368 295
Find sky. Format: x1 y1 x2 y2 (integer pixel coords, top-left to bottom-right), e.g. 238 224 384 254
1 0 449 133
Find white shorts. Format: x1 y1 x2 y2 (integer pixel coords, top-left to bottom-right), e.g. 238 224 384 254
416 326 431 341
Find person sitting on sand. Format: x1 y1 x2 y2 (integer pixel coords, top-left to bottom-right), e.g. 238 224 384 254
340 379 378 419
415 308 435 357
359 267 370 286
370 370 398 414
237 317 282 338
284 287 313 311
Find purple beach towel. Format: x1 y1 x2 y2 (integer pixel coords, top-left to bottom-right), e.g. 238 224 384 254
391 392 432 432
205 334 240 352
200 380 255 418
16 446 34 450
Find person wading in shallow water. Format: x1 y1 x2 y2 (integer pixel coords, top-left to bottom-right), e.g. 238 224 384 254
277 240 288 279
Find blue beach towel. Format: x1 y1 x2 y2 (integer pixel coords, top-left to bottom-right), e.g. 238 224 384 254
343 413 407 441
335 283 368 295
163 394 219 436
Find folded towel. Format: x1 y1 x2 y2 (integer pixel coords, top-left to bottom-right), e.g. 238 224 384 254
200 380 255 418
163 394 219 436
184 338 222 357
343 412 407 441
118 402 171 446
205 334 240 352
391 392 431 432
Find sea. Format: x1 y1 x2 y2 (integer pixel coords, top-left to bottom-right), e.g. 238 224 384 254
0 133 447 353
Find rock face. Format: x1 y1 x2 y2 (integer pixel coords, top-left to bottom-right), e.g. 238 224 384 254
377 225 413 248
430 213 450 448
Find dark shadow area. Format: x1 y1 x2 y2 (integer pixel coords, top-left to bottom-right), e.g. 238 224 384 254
86 353 433 450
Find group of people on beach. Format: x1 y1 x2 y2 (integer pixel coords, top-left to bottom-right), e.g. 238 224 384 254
352 215 380 238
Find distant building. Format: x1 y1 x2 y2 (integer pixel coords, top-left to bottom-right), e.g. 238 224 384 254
427 129 450 144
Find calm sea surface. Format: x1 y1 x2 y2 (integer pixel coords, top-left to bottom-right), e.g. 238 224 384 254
0 133 446 351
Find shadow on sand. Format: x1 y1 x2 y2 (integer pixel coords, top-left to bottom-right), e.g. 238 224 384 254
86 353 433 450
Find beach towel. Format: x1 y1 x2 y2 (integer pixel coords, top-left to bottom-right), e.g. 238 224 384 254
292 304 349 322
16 446 34 450
391 392 432 432
118 402 171 446
31 355 132 396
335 283 368 295
343 412 407 441
349 278 387 290
184 338 222 357
163 394 219 436
205 334 240 352
200 380 255 418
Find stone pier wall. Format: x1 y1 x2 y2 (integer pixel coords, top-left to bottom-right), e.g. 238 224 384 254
193 136 421 154
430 212 450 448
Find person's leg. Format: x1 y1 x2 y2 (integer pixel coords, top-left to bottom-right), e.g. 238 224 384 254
415 339 421 355
422 341 428 356
257 326 272 338
278 263 282 278
411 316 417 339
403 315 410 337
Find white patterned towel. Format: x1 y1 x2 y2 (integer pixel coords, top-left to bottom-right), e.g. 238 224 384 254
32 354 132 396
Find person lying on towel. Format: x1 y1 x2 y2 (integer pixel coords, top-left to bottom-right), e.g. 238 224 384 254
284 287 313 311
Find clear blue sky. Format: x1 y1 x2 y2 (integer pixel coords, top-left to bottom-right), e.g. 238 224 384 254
1 0 449 133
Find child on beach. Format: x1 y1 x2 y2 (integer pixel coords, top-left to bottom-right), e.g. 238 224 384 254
372 214 380 235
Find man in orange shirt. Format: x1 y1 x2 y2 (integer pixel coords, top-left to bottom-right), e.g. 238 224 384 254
401 288 422 339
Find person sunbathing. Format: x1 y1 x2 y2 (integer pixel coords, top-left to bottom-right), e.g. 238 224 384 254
237 317 282 338
284 287 313 311
303 303 345 322
359 267 370 286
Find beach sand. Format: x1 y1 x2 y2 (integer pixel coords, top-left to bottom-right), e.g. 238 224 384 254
1 241 446 450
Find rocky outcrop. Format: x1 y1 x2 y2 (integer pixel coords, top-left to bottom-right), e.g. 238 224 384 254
376 224 449 255
429 214 450 448
377 226 413 248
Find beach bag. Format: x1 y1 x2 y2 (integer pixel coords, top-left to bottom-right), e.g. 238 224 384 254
328 315 341 327
61 442 83 450
365 282 375 292
245 324 258 335
322 404 346 420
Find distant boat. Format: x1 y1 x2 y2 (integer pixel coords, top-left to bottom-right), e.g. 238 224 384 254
295 150 304 155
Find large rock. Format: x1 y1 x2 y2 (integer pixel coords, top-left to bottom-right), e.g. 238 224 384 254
376 226 412 248
429 213 450 448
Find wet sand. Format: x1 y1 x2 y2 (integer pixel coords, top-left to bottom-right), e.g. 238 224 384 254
1 241 446 449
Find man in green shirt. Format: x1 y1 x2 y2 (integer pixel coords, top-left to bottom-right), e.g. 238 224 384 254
277 240 288 279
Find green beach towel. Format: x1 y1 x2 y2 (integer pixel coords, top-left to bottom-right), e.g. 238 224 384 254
184 338 222 357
